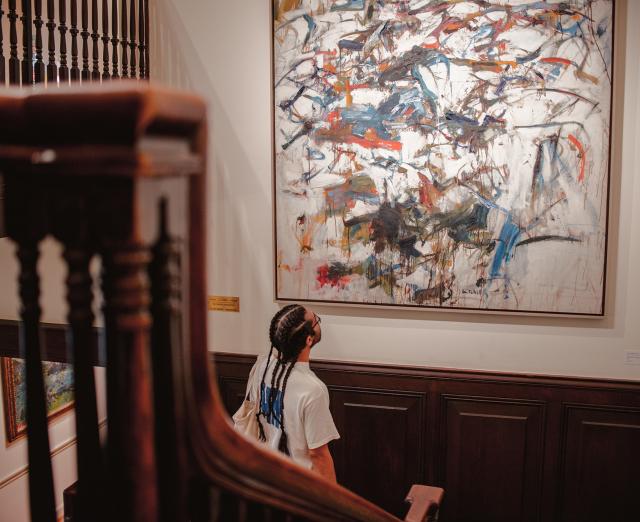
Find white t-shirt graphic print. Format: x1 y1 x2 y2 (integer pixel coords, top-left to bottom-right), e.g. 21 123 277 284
246 354 340 469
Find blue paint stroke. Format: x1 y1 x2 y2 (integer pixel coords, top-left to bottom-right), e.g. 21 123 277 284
331 0 364 12
490 217 521 279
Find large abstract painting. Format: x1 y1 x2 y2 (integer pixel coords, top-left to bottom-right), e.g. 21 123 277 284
273 0 613 315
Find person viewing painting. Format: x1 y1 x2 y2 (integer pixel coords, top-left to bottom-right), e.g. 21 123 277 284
233 304 339 483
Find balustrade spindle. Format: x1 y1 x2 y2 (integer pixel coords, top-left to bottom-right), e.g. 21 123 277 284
5 177 56 522
70 0 80 80
144 0 148 78
53 190 106 522
0 0 5 84
18 243 57 522
111 0 118 77
151 199 188 522
102 242 158 521
137 0 145 79
21 0 33 85
120 0 128 77
102 0 109 78
33 1 45 83
81 0 89 80
91 0 99 79
46 0 57 82
59 0 69 82
128 0 135 78
8 0 19 84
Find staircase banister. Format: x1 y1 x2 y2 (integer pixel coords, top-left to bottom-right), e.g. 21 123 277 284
0 82 205 147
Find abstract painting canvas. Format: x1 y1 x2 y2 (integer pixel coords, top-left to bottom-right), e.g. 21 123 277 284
1 358 74 443
273 0 613 315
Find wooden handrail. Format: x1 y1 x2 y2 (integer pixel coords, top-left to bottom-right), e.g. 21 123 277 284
405 486 444 522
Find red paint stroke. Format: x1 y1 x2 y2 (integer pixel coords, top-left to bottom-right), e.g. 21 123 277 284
567 134 586 183
541 57 573 66
316 264 351 288
417 173 437 209
327 110 340 124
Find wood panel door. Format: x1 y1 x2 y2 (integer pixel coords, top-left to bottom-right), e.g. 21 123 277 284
558 405 640 522
328 387 427 518
439 396 546 522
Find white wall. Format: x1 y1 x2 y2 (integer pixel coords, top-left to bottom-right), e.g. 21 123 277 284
152 0 640 380
149 0 640 382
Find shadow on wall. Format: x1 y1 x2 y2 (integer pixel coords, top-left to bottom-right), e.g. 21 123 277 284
150 0 273 343
149 0 632 335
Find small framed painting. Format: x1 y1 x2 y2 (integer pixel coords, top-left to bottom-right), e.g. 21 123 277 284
1 357 74 444
272 0 614 315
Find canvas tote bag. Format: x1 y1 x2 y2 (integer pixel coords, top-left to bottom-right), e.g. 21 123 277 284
232 358 261 440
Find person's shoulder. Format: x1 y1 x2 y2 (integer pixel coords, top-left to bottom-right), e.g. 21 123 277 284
298 366 329 397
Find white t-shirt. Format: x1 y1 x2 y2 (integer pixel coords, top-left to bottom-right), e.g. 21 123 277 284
245 354 340 469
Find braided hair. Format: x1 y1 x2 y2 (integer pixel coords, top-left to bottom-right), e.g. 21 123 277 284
256 304 315 456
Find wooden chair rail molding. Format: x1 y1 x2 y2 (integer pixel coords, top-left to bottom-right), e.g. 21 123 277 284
0 83 442 522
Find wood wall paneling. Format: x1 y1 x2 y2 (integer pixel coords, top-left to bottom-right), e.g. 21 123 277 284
329 387 426 518
212 353 640 522
439 396 545 522
558 405 640 522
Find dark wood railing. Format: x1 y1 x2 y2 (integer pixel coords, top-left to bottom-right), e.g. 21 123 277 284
0 84 441 522
0 0 149 86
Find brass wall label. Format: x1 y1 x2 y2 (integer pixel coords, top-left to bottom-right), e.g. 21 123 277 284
208 295 240 312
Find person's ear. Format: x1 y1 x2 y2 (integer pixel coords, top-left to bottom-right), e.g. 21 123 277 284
306 334 313 348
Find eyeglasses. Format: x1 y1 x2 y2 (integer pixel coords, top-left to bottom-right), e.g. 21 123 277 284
311 314 321 328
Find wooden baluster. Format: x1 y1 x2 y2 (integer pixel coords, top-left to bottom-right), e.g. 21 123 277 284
7 0 19 84
33 1 45 83
81 0 89 80
4 177 56 522
58 0 69 82
53 189 106 522
46 0 57 83
91 0 99 79
110 0 118 77
21 0 33 85
137 0 144 79
19 242 57 521
101 0 109 78
120 0 127 77
144 0 148 78
150 199 188 522
0 0 5 84
70 0 80 80
101 235 157 521
128 0 135 78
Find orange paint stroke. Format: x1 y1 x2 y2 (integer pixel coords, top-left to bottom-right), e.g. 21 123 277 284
276 0 302 21
567 134 586 183
421 41 440 50
541 57 573 66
